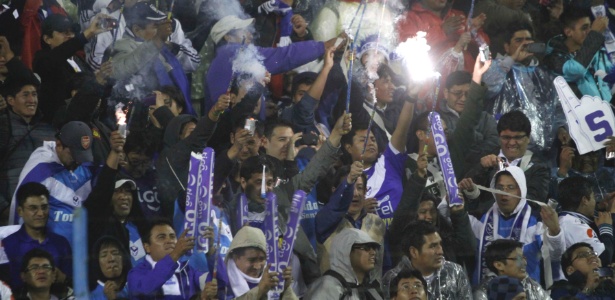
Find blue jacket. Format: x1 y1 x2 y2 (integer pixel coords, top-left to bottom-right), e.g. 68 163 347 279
128 255 203 299
90 281 129 300
205 41 325 112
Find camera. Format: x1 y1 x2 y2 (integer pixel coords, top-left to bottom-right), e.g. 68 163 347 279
99 17 119 30
296 132 318 147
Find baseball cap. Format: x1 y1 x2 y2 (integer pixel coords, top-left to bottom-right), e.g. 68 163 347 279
41 14 79 37
210 15 255 45
125 2 166 27
115 179 136 190
58 121 93 164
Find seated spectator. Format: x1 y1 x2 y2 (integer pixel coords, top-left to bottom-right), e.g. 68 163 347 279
551 242 615 299
225 226 296 299
464 110 550 215
551 141 615 202
544 9 611 101
127 219 206 299
468 166 564 285
110 2 197 115
0 78 56 225
315 162 386 274
482 22 564 154
14 248 73 300
485 276 528 300
383 221 472 299
437 70 499 167
34 13 109 123
305 228 383 299
475 239 550 299
84 131 146 266
556 177 614 277
89 236 130 299
1 182 72 290
9 121 99 248
388 269 428 300
201 14 343 113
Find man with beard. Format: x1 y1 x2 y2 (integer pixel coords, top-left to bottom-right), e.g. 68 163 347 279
1 182 72 290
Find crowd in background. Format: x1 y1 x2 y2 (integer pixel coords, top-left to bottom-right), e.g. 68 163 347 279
2 0 615 299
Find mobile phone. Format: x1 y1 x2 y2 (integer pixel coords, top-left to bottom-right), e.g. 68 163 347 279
547 198 559 210
244 118 256 136
479 45 490 62
525 43 546 54
99 17 119 30
598 267 614 278
296 132 318 146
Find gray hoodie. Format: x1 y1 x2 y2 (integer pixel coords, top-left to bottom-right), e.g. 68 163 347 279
305 228 383 299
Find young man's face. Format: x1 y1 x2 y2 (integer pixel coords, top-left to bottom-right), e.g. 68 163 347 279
494 247 528 280
566 246 601 277
417 201 437 225
111 184 133 220
159 93 183 116
345 129 378 164
293 83 311 104
349 243 378 275
125 151 152 178
231 130 262 162
44 30 74 49
263 126 293 161
241 172 274 204
18 195 49 231
99 244 123 279
7 85 38 120
494 174 522 215
21 257 55 290
394 277 427 300
144 224 177 261
56 141 76 170
233 247 267 278
504 30 534 57
348 176 366 216
411 232 444 274
499 129 530 161
374 75 395 104
444 83 470 114
565 17 591 48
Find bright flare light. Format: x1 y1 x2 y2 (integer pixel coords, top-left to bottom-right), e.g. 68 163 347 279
395 32 437 82
115 103 127 138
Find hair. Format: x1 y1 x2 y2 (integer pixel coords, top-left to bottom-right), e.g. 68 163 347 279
485 239 524 274
123 130 156 157
340 123 373 164
291 74 316 98
560 8 592 29
232 115 265 137
158 85 186 113
16 182 50 207
494 170 514 186
561 242 593 280
264 119 294 140
558 177 593 212
445 71 472 89
239 155 275 181
141 218 174 245
21 248 55 272
376 64 396 82
389 269 427 298
90 236 131 283
3 78 39 98
502 21 534 45
497 110 531 136
400 221 438 256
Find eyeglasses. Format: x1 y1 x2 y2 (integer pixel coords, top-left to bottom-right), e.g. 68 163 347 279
352 244 379 252
499 135 527 142
573 250 599 262
495 185 519 192
25 264 54 273
399 282 425 292
448 90 469 98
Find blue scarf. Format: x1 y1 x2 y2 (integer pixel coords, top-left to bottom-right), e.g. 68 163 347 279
153 46 196 115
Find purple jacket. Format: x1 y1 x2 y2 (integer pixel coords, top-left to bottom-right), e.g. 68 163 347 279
128 255 203 299
205 40 325 111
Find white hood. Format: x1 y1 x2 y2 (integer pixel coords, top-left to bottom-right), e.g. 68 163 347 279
489 166 528 215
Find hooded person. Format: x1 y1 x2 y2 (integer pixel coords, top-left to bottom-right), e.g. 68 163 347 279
468 166 565 286
305 228 384 300
89 236 132 299
225 226 297 300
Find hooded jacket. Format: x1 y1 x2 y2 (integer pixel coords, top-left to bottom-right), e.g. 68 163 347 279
468 166 566 285
305 228 384 300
